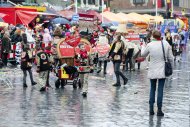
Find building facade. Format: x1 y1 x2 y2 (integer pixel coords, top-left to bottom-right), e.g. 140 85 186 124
109 0 166 14
179 0 190 9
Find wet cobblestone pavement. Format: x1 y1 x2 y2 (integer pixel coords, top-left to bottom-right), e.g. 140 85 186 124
0 45 189 127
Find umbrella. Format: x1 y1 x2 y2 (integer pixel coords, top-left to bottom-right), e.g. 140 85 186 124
0 18 4 22
101 22 113 27
52 17 70 24
109 26 118 30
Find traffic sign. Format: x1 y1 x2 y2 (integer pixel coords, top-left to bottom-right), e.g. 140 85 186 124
72 14 79 21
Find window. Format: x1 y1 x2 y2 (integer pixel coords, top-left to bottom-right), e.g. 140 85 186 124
133 0 145 5
173 0 179 6
9 0 25 2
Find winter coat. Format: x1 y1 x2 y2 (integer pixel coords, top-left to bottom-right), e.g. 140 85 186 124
21 50 33 70
141 40 174 79
1 37 11 53
11 34 22 43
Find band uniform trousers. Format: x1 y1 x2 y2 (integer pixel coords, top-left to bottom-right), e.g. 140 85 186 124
79 73 89 93
39 71 49 88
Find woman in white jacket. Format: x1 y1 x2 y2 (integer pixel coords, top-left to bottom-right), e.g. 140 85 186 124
141 30 174 116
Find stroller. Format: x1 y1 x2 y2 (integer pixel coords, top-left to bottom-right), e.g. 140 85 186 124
54 37 93 89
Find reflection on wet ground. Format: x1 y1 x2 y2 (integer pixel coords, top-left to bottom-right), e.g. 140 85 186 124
0 45 189 127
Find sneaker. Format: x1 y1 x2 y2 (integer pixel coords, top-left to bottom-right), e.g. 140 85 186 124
23 84 28 87
82 92 87 97
124 78 128 85
32 82 37 86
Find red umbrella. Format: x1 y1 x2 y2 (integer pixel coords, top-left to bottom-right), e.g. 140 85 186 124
0 13 7 18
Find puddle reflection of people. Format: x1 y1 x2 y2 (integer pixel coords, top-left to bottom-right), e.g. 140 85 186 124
149 115 164 127
156 116 163 127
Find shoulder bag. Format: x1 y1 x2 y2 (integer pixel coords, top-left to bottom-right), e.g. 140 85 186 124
161 41 173 77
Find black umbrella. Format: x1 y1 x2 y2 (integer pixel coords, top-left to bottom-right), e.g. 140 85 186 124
52 17 70 24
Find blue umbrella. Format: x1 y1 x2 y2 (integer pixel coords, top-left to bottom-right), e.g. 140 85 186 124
101 22 113 27
52 17 70 24
0 18 4 22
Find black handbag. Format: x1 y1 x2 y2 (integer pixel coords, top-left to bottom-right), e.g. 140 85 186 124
161 41 173 77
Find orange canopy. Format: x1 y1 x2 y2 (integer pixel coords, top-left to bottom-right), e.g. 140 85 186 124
101 11 126 23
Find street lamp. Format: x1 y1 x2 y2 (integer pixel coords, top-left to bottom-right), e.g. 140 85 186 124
75 0 78 13
101 0 104 23
155 0 158 29
171 0 173 17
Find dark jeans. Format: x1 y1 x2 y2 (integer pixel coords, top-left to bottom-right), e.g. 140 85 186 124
114 62 127 84
23 69 34 84
46 70 50 86
125 48 134 70
137 62 141 69
2 53 8 66
98 61 107 72
149 78 165 109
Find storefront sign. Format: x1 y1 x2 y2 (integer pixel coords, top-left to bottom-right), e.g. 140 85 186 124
126 33 140 41
78 13 95 22
59 42 75 57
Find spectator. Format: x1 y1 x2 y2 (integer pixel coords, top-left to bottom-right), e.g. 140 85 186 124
1 32 11 66
43 28 52 44
141 30 174 116
11 29 22 44
108 35 128 86
97 31 109 74
21 45 37 87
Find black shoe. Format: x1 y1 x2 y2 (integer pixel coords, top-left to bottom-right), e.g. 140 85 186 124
23 84 28 87
149 111 155 115
97 69 101 73
40 87 46 92
32 82 37 86
82 92 87 97
112 83 121 87
104 71 107 74
124 78 128 85
157 109 164 116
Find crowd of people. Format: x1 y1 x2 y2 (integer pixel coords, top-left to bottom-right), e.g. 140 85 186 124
0 22 189 116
